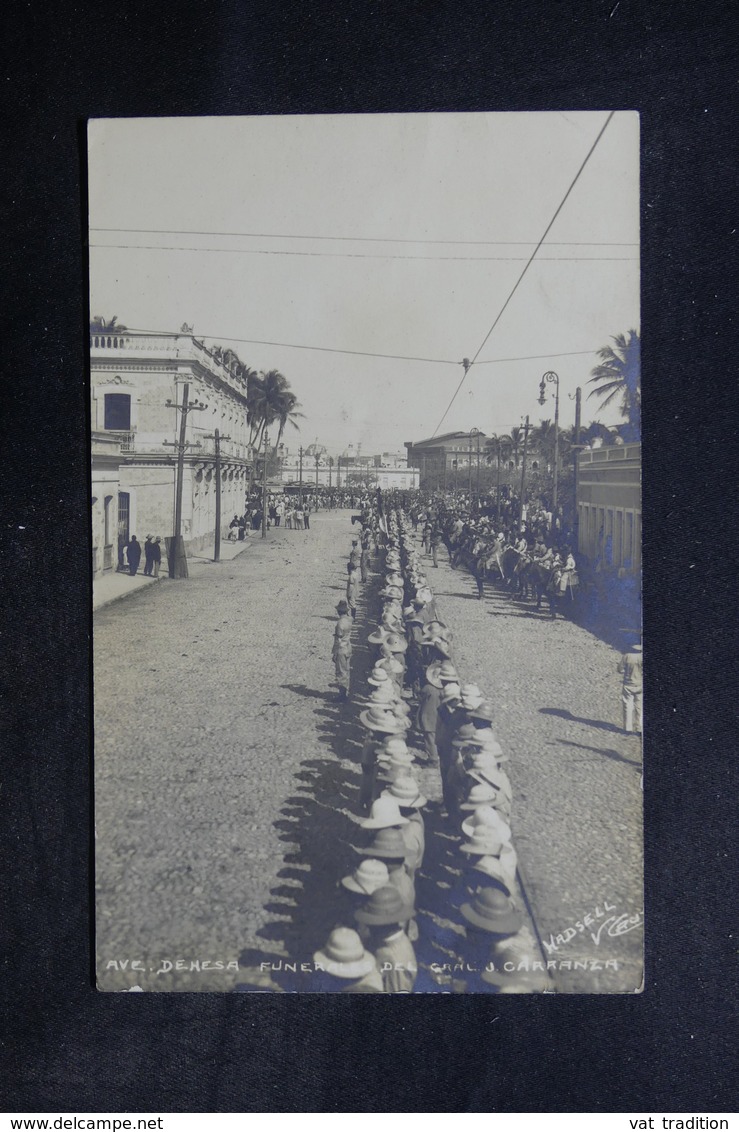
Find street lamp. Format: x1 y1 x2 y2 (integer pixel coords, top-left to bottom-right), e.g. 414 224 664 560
538 370 560 517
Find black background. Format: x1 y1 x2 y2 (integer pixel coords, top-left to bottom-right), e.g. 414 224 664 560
1 0 736 1113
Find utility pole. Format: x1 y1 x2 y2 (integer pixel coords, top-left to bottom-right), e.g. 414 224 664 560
203 427 231 562
573 385 582 542
476 432 481 501
315 452 320 496
328 456 333 496
163 381 206 579
261 428 269 539
496 439 502 518
539 370 561 518
519 415 530 520
298 445 304 503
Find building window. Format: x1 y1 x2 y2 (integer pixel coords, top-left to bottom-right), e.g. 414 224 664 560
104 393 131 431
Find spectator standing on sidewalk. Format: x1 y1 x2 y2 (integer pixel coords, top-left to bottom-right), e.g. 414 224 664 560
142 536 155 576
304 501 311 529
126 536 141 577
617 642 643 735
152 538 162 577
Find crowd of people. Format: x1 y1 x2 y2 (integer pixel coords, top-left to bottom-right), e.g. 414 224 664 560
227 496 315 537
319 496 554 993
402 498 579 616
118 534 162 576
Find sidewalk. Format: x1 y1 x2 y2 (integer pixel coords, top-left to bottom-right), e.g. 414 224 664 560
92 534 255 612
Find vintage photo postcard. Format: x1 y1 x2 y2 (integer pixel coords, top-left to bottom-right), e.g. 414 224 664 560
90 112 642 993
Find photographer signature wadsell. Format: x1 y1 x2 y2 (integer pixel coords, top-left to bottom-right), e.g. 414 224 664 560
543 902 643 954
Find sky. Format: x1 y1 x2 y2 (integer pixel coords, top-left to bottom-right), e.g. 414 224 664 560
88 112 640 457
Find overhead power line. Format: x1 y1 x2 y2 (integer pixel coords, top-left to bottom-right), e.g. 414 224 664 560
120 327 456 364
111 326 600 368
90 243 636 263
90 225 638 248
430 110 617 439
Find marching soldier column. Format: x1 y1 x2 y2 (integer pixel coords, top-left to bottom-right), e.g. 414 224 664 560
317 499 556 993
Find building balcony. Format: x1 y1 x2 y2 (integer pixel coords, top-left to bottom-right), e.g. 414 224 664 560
90 330 250 400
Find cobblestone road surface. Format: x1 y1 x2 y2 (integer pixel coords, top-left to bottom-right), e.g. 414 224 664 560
94 510 642 993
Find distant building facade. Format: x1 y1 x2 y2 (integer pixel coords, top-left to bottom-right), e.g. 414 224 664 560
405 431 489 490
90 329 252 576
576 442 641 572
279 456 418 491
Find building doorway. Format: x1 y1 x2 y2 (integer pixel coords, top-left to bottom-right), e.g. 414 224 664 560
117 492 130 569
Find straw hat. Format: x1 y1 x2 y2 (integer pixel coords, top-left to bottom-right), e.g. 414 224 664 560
437 660 458 682
384 633 408 654
424 638 452 659
475 733 503 757
380 736 410 759
381 775 427 809
460 783 500 811
452 724 486 749
359 706 401 733
367 667 392 688
468 701 495 723
368 627 391 645
460 888 523 936
360 796 409 830
354 885 415 926
469 856 512 893
341 859 391 895
440 682 462 705
376 754 418 784
313 928 377 978
467 755 509 792
356 827 407 860
368 686 396 706
459 826 506 857
460 684 485 709
461 805 512 843
422 620 452 642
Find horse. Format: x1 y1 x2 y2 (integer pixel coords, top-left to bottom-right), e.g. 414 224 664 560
528 561 579 619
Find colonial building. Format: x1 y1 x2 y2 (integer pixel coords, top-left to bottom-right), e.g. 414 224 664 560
404 431 490 491
576 442 641 573
90 328 253 576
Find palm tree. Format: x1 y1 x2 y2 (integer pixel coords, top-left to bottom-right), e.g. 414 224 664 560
508 426 524 468
580 420 616 447
484 433 512 467
588 330 641 439
246 369 303 487
533 419 556 465
90 315 127 333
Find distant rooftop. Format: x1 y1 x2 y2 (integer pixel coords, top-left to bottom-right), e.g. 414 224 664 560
405 431 489 448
